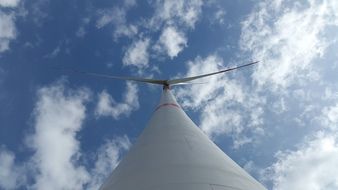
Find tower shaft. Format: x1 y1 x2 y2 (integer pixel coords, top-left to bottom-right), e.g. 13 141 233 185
100 89 266 190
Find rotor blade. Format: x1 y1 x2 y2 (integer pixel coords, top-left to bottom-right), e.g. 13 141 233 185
167 61 259 85
171 81 208 86
60 68 167 85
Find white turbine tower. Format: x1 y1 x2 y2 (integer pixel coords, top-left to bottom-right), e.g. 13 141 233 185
69 61 267 190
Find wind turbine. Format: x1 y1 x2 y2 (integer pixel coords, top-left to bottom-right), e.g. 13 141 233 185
71 61 266 190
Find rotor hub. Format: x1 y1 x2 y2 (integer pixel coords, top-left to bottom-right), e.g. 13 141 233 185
163 83 170 90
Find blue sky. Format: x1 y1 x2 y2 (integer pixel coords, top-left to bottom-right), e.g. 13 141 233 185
1 0 338 189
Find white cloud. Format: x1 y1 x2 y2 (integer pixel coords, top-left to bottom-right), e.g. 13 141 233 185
87 136 131 190
156 26 187 59
0 0 19 7
320 103 338 130
149 0 203 59
95 82 139 119
263 131 338 190
0 12 17 52
150 0 203 29
123 38 150 69
240 0 338 91
0 148 25 190
29 80 91 190
176 55 265 147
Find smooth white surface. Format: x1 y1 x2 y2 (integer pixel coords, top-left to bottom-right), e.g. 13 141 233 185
100 89 267 190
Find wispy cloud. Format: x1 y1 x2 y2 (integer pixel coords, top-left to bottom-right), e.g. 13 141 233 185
149 0 203 29
91 0 205 77
95 0 203 64
240 0 338 91
96 2 138 40
248 96 338 189
44 44 61 58
0 12 17 53
96 8 124 29
95 82 139 120
0 0 20 8
214 8 226 24
76 17 91 38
